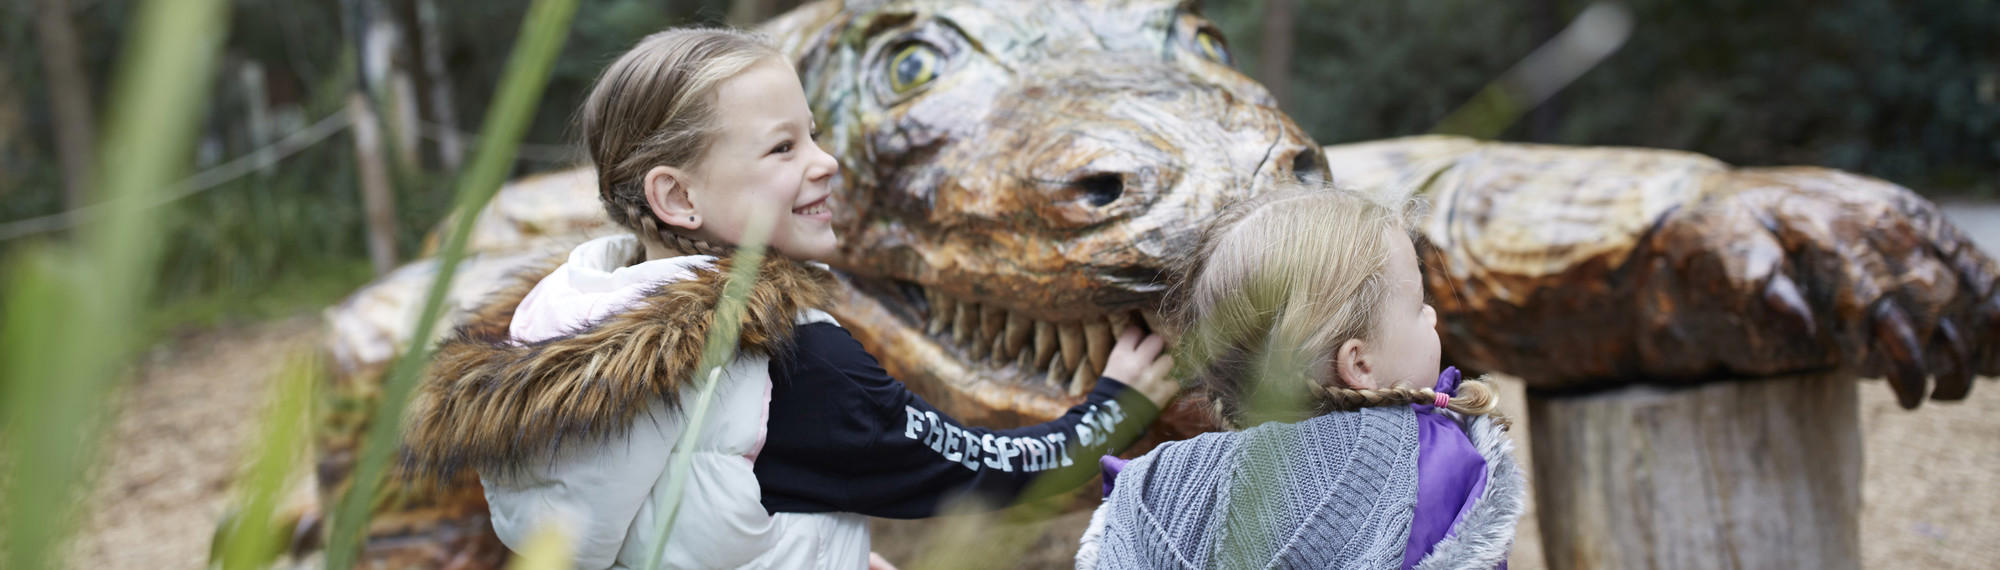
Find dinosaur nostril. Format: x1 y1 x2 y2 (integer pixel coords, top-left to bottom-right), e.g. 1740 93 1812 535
1290 150 1324 184
1072 173 1125 207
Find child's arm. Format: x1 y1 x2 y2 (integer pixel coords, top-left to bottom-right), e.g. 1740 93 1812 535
754 323 1173 519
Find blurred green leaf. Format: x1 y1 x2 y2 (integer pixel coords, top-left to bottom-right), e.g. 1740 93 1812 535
0 0 230 567
638 215 772 570
321 0 582 566
212 349 320 570
507 524 576 570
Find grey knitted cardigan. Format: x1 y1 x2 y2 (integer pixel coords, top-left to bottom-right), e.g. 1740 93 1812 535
1076 406 1523 569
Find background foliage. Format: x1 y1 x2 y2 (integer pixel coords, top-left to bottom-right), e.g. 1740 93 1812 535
1 0 1994 326
1205 0 1999 194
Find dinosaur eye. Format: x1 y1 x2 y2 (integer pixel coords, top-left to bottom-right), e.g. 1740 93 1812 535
1194 30 1231 65
888 43 942 94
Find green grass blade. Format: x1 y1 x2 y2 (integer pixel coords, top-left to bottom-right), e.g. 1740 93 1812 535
321 0 581 566
213 349 320 569
641 214 775 570
0 0 229 567
505 525 576 570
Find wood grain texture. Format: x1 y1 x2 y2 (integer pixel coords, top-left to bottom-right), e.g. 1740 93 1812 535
1528 375 1861 570
1327 136 2000 402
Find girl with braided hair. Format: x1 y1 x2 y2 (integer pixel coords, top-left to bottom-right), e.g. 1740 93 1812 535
1077 186 1525 569
397 28 1179 569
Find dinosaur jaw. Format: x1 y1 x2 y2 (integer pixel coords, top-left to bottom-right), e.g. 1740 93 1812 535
831 274 1170 426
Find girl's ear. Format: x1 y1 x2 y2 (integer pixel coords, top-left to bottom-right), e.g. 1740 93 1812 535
644 165 701 231
1331 338 1375 391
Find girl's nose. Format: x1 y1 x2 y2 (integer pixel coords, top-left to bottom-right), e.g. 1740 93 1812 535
808 142 838 181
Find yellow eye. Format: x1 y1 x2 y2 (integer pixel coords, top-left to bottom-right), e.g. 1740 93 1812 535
889 43 942 94
1195 31 1231 65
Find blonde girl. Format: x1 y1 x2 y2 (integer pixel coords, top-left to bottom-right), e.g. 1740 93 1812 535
399 28 1179 569
1078 186 1524 569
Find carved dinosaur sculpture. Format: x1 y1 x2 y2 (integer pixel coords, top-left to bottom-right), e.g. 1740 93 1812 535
308 0 2000 566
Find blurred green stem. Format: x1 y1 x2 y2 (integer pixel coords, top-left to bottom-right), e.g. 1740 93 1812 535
1 0 229 568
641 215 774 570
214 350 319 569
321 0 579 566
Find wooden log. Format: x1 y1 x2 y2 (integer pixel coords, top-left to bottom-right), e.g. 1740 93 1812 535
1527 374 1861 570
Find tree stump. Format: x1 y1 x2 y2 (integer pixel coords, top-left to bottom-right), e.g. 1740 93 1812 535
1527 373 1861 570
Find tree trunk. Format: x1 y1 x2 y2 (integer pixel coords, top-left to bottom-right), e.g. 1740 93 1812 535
413 0 463 171
1527 374 1861 570
34 0 97 209
350 93 399 275
352 0 419 171
240 61 275 176
1257 0 1296 108
0 61 23 196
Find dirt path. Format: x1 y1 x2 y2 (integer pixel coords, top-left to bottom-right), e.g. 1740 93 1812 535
67 317 320 570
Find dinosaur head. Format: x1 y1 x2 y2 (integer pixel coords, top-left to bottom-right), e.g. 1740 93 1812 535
770 0 1328 424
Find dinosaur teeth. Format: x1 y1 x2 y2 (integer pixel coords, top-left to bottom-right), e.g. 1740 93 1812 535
987 334 1006 365
953 301 977 347
1084 321 1112 383
1045 355 1066 390
926 290 950 336
1107 312 1132 337
1057 322 1085 373
913 289 1169 394
1069 359 1094 397
1033 321 1057 369
980 305 1007 355
1002 311 1032 361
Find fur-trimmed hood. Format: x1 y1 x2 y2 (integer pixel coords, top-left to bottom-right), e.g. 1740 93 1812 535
397 241 837 483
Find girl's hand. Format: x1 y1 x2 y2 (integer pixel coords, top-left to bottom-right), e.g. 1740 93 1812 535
1102 326 1179 409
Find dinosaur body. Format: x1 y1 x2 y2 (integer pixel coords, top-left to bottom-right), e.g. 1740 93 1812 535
310 1 2000 565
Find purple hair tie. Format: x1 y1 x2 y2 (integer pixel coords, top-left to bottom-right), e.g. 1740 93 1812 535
1099 455 1130 497
1434 366 1462 395
1421 366 1463 412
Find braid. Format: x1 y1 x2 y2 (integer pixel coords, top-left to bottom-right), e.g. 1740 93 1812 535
627 203 669 251
1316 377 1513 430
663 229 734 257
621 202 734 258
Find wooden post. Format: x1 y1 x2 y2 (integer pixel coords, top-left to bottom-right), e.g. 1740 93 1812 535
1527 374 1861 570
349 92 399 275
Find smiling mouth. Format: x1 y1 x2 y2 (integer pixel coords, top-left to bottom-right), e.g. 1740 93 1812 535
793 198 831 216
867 280 1168 397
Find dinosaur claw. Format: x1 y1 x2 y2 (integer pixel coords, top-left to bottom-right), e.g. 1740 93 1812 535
1928 320 1972 401
1762 275 1816 336
1872 303 1927 410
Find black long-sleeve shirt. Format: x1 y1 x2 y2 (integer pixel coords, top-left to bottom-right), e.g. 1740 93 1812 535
755 322 1158 519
